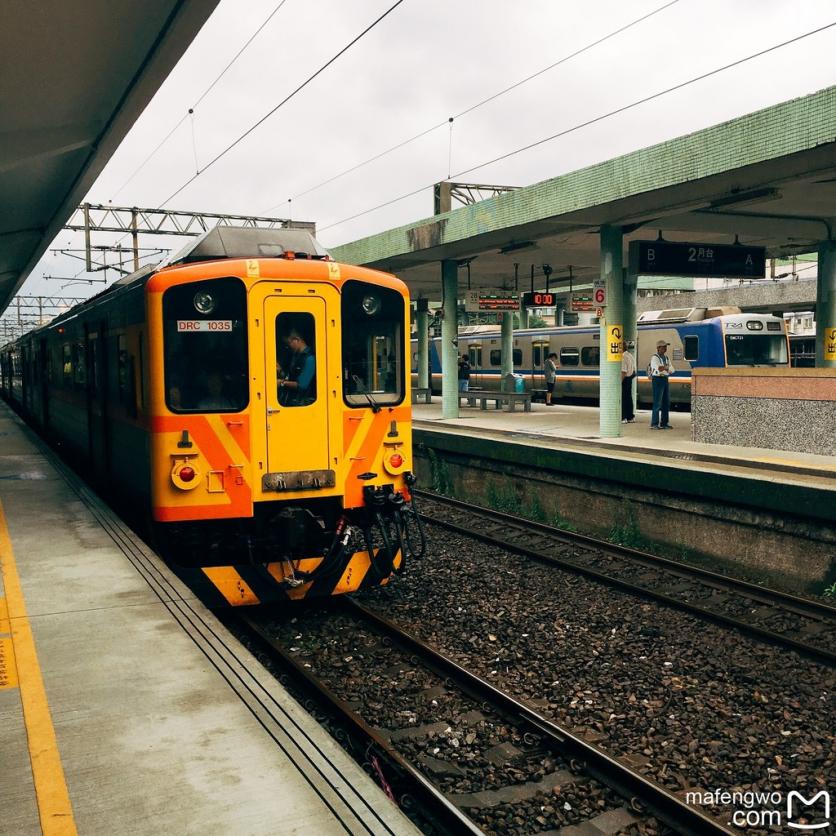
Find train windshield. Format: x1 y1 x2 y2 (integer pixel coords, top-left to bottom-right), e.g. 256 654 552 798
725 334 788 365
342 280 404 407
163 277 249 412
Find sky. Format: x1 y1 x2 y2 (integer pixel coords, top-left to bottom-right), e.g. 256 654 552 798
19 0 836 299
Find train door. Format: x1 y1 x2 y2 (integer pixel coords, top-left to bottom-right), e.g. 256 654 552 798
263 295 330 476
468 342 482 388
85 323 110 479
532 340 548 387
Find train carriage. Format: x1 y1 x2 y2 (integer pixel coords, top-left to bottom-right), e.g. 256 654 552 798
1 227 419 606
414 306 789 405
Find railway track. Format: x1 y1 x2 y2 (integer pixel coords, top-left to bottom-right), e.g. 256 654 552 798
238 600 731 836
415 491 836 667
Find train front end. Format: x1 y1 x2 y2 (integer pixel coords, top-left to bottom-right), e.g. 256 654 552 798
145 228 418 606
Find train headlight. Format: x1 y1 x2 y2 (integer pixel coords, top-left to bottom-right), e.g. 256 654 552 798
361 294 381 316
194 291 216 314
746 320 763 331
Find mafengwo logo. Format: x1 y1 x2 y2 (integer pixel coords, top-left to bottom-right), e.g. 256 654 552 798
787 790 830 831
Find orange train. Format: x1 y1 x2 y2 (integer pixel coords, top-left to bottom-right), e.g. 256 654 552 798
0 227 421 606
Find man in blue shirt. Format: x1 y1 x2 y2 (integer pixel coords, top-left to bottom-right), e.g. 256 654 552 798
279 329 316 405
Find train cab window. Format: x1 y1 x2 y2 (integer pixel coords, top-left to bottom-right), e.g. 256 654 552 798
684 336 699 361
342 280 404 407
581 346 599 367
725 333 788 366
163 277 249 413
276 312 317 407
560 347 579 366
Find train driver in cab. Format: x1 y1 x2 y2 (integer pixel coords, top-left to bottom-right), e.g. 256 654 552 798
278 328 316 406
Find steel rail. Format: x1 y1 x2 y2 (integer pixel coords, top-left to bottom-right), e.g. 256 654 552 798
345 599 731 836
416 491 835 666
237 612 483 836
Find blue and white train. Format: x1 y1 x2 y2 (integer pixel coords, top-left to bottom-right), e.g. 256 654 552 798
413 306 789 405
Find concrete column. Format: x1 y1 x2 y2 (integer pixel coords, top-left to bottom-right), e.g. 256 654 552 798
501 311 514 386
441 259 459 418
815 242 836 367
416 306 429 389
599 225 624 438
623 267 638 415
519 306 530 329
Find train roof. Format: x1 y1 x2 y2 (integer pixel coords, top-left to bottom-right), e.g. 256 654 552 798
162 226 330 268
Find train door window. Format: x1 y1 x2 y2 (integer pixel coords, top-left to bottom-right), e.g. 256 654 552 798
163 278 249 413
468 345 480 367
74 343 87 387
581 346 600 366
533 346 541 366
62 344 72 384
276 312 317 407
88 337 99 395
117 335 129 400
683 336 699 361
560 347 579 366
138 333 146 409
342 281 404 407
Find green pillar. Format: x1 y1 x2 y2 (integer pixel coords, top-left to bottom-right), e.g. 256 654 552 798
441 260 459 418
501 311 514 387
519 306 530 329
599 225 623 438
816 242 836 367
416 306 429 390
623 267 638 415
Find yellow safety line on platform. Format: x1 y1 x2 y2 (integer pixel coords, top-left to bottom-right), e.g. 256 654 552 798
0 501 77 835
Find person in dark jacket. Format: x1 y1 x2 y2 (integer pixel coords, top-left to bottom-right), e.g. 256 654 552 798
457 355 471 392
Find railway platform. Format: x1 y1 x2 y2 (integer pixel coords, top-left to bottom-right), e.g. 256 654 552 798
411 398 836 593
0 401 417 836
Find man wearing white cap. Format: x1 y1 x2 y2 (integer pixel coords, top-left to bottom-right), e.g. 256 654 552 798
649 338 673 429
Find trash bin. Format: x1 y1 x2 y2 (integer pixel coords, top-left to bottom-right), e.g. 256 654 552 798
504 373 525 393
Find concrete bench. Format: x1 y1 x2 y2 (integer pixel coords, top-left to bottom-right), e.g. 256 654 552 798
411 387 432 404
460 388 532 413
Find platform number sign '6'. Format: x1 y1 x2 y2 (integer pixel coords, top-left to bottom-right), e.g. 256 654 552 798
593 281 606 306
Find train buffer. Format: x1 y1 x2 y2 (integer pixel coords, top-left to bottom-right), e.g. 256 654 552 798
460 388 532 412
411 387 432 404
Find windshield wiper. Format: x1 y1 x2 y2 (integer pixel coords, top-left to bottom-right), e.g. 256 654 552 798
352 374 381 413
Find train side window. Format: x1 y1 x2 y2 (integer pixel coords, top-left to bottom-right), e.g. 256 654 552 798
581 346 599 366
62 344 72 384
489 349 500 366
560 347 579 366
684 335 699 361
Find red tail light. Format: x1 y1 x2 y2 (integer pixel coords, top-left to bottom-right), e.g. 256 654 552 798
389 453 403 468
179 466 196 482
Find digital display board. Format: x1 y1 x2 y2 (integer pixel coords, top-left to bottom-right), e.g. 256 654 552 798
477 293 520 311
570 293 594 312
629 240 766 278
521 291 556 307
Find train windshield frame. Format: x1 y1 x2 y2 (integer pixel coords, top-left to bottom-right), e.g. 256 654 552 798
724 334 788 366
341 280 405 408
162 277 249 413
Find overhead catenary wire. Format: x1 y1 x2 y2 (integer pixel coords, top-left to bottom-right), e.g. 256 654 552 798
263 0 681 212
158 0 407 209
319 20 836 233
110 0 291 201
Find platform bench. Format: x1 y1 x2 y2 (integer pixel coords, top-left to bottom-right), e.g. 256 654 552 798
411 387 432 404
460 389 532 413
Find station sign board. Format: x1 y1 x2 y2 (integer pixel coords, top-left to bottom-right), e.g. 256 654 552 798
629 240 766 278
570 293 594 312
464 290 519 311
521 291 556 308
593 280 607 306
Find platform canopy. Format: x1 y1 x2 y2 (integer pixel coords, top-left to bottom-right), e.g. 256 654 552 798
0 0 220 315
332 86 836 295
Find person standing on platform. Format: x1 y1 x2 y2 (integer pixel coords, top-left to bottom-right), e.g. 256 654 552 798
620 341 636 423
545 352 558 405
458 354 471 392
649 338 673 430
